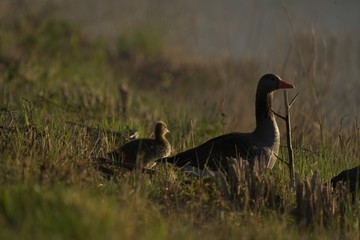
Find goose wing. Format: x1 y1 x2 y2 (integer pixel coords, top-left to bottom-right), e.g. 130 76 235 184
164 132 258 171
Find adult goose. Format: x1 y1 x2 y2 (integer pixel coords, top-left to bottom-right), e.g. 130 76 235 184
331 165 360 194
158 74 295 172
103 121 171 170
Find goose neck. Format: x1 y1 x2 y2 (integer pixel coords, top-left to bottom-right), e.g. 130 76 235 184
255 90 274 128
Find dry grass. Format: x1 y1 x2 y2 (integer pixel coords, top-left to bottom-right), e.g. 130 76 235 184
0 8 359 240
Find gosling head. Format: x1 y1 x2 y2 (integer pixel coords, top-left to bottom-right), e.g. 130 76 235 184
154 121 170 139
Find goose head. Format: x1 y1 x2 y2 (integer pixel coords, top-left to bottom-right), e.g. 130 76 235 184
258 74 295 93
155 121 170 139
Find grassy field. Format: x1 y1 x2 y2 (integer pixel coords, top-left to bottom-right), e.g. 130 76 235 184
0 13 359 239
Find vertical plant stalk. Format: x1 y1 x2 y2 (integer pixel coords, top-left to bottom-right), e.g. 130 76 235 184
284 91 295 187
273 91 298 187
119 84 130 118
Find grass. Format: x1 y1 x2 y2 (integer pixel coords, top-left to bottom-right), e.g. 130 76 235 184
0 12 359 240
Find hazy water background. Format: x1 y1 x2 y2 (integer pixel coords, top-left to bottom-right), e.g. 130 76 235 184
1 0 360 119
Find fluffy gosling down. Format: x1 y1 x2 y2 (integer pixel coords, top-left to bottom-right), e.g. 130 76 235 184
100 121 171 171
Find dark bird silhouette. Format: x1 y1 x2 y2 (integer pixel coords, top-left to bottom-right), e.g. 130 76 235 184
331 165 360 194
158 74 295 172
101 121 171 170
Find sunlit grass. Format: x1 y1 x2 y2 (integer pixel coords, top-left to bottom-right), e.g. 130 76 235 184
0 12 359 240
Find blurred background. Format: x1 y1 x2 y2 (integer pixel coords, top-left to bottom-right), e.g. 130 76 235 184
3 1 359 59
1 0 359 143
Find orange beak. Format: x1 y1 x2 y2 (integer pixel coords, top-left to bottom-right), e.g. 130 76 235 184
279 79 295 89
